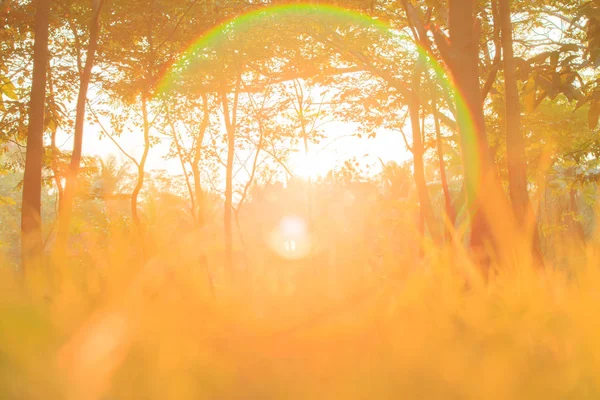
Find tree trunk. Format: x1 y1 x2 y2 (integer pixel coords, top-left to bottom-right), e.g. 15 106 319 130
130 0 155 246
406 60 441 243
50 126 63 208
57 0 104 252
498 0 528 223
445 0 501 264
433 98 456 238
21 0 50 270
498 0 543 264
48 65 63 209
408 85 441 244
192 165 203 223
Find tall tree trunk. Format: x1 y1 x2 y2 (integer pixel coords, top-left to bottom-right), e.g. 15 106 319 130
50 129 63 205
131 2 155 238
48 66 63 209
21 0 50 270
408 81 441 244
433 98 456 238
498 0 543 264
444 0 501 265
192 165 204 225
221 88 238 275
498 0 528 224
57 0 104 252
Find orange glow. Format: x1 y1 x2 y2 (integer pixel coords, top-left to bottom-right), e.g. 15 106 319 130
268 215 312 259
2 1 596 399
289 151 322 180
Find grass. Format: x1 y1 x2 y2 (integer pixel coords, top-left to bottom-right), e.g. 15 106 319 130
2 207 600 399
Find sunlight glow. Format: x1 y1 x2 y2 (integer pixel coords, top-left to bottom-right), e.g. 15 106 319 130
290 152 321 180
284 240 297 252
268 215 311 260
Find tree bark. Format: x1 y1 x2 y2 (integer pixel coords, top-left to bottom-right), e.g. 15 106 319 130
21 0 50 270
408 92 441 244
57 0 104 252
445 0 500 264
433 98 456 238
50 124 63 208
482 0 502 101
498 0 543 264
47 66 63 209
498 0 528 223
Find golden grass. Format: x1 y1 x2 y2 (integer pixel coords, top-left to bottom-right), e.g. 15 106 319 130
2 217 600 400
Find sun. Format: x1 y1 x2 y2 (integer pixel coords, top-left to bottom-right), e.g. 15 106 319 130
289 151 321 180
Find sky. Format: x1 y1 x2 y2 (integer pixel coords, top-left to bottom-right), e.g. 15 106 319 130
55 115 411 183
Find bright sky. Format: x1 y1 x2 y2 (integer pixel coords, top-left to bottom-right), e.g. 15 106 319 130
56 117 410 183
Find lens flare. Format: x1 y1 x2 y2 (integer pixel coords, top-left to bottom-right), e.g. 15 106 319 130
268 215 311 260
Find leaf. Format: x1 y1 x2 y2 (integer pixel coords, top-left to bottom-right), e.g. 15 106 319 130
559 71 577 85
548 72 561 99
528 51 553 64
0 75 17 100
550 52 560 68
561 84 584 102
575 94 591 110
559 43 580 53
592 48 600 67
0 195 16 206
588 101 600 129
523 76 537 113
47 118 57 134
561 54 578 66
514 57 532 81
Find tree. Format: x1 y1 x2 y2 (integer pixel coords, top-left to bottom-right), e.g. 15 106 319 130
498 0 542 262
431 0 510 265
56 0 105 253
21 0 50 269
432 95 456 238
95 0 212 249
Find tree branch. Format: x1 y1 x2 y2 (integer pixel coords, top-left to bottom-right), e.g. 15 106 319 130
87 101 140 167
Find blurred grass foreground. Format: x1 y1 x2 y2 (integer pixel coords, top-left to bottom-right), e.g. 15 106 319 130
2 189 600 400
